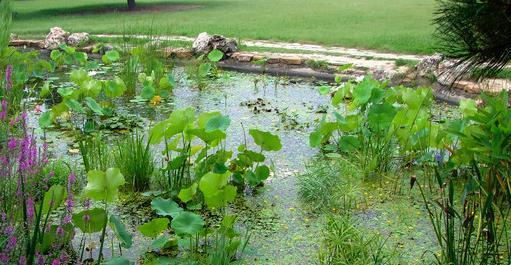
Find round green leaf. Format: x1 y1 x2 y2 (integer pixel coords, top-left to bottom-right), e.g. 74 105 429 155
151 197 184 218
39 111 53 128
82 168 125 202
178 183 198 203
206 115 231 132
208 49 224 62
138 218 169 238
171 212 204 236
249 129 282 151
84 97 104 115
72 208 107 233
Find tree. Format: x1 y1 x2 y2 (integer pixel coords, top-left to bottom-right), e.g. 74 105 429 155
127 0 136 10
434 0 511 79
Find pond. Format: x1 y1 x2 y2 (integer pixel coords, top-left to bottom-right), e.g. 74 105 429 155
23 63 458 264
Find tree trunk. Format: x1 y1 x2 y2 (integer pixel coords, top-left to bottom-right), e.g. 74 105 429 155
127 0 136 10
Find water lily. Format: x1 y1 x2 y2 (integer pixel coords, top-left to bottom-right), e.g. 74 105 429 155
150 95 162 106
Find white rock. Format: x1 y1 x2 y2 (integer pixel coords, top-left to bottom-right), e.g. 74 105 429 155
67 32 89 47
44 27 69 50
416 53 444 76
192 32 238 56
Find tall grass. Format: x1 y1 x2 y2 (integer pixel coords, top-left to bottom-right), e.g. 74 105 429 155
114 130 154 192
0 0 12 52
297 157 362 212
318 214 397 265
78 134 112 172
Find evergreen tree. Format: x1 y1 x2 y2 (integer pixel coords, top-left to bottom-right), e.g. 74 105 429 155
435 0 511 79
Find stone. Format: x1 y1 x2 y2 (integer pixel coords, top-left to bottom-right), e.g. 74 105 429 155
44 27 69 50
9 39 44 49
280 56 303 65
67 32 90 47
416 53 444 77
192 32 238 56
435 60 470 86
231 52 254 62
163 47 193 59
372 68 397 81
454 81 481 94
266 55 280 64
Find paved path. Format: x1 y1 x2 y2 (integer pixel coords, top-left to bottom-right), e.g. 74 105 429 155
94 34 424 60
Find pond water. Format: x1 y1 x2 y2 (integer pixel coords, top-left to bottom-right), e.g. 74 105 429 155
25 66 455 264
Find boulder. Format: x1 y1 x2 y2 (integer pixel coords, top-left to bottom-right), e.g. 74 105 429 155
416 53 444 77
44 27 69 50
192 32 238 56
67 32 90 47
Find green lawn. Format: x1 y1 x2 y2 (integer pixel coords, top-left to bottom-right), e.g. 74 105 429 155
11 0 437 54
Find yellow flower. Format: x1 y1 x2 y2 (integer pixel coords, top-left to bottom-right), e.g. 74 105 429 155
150 95 162 106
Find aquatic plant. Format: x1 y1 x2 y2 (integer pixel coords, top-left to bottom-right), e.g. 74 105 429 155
50 44 89 68
114 130 155 192
297 157 362 212
310 76 437 179
186 49 225 90
317 214 397 265
75 167 132 264
78 133 112 172
415 91 511 265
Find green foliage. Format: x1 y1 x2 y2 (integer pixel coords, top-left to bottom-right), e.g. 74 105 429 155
199 171 237 209
151 197 184 218
138 218 170 238
0 0 12 52
109 214 133 248
150 108 279 198
83 168 125 202
114 130 155 192
72 208 108 233
310 76 436 178
50 44 88 68
318 215 397 265
171 211 204 236
415 91 511 264
78 134 112 172
297 158 362 212
207 49 224 62
102 50 120 64
186 50 225 89
305 60 330 71
207 215 250 265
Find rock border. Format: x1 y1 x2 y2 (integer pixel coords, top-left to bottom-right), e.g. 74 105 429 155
8 39 480 105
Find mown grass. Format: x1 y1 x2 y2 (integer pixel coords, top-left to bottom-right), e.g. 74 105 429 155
11 0 437 54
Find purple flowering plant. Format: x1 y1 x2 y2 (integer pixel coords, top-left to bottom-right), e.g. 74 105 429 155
0 66 76 265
